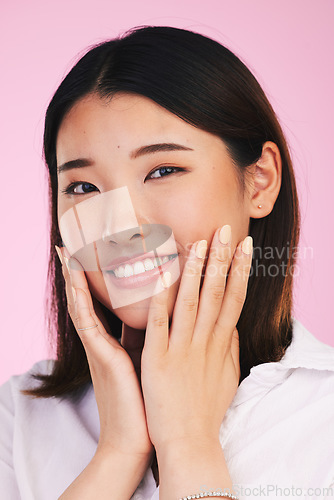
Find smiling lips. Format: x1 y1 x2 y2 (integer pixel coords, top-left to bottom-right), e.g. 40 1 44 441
111 254 176 278
102 252 178 289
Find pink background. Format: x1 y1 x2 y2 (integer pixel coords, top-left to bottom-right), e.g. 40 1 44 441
1 0 333 385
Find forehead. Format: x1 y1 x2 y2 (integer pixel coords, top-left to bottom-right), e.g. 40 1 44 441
56 92 225 161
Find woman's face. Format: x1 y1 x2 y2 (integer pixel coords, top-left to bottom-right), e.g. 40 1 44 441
57 92 251 329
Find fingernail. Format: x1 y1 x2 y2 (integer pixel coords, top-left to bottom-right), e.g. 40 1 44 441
55 245 63 265
242 236 253 255
161 271 171 288
63 256 70 273
195 239 207 259
219 225 231 245
71 286 76 301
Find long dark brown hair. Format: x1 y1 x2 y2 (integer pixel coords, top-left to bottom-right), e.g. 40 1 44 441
22 26 299 399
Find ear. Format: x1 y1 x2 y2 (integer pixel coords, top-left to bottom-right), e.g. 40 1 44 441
248 141 282 219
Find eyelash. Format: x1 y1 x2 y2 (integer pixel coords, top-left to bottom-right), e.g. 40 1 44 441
60 166 185 195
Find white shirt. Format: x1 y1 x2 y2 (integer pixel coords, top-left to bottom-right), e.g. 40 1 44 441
1 319 333 499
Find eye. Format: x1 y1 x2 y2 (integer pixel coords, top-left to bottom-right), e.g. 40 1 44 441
145 166 185 180
60 181 98 195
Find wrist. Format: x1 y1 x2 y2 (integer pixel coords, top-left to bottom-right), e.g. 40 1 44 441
156 436 222 460
94 443 153 471
59 445 153 500
156 437 234 500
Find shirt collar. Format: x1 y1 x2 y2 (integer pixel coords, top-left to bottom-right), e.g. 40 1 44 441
279 318 334 371
231 318 334 407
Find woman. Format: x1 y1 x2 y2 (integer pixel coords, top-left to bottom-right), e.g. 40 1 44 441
1 26 333 500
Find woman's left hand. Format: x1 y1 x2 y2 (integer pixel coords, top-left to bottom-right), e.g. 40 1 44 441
141 225 253 453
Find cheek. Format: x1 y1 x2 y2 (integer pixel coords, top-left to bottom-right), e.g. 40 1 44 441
187 175 248 241
85 271 111 309
159 186 241 247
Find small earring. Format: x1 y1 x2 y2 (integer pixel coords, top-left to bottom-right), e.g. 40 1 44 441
258 204 262 209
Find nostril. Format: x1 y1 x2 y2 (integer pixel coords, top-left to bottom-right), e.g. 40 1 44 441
130 233 143 240
102 234 117 244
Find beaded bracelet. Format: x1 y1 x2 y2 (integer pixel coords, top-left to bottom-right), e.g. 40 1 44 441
179 492 238 500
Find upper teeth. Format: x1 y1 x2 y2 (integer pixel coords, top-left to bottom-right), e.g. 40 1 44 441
111 255 173 278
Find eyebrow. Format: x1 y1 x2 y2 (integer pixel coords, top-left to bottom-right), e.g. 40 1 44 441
130 142 193 159
57 158 95 174
57 143 193 174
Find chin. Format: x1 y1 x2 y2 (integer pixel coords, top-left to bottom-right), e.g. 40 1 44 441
113 287 178 331
91 279 178 331
113 298 152 330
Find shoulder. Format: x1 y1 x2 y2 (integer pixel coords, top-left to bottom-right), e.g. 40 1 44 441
234 319 334 408
0 359 96 422
0 359 56 405
0 362 98 498
0 359 96 447
227 320 334 441
284 320 334 408
223 322 334 489
0 360 57 435
277 318 334 393
281 318 334 372
0 360 56 469
250 318 334 381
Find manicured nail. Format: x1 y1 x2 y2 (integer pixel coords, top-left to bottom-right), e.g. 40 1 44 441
55 245 63 265
219 225 231 245
71 286 76 301
195 239 207 259
242 236 253 255
63 256 70 273
161 271 171 288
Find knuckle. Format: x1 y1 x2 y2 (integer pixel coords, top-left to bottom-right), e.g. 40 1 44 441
215 252 227 265
230 287 246 306
182 295 198 312
213 246 230 265
184 261 198 277
153 315 168 329
209 284 225 303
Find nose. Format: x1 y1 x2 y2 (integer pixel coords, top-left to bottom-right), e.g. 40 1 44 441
102 221 152 246
101 186 151 247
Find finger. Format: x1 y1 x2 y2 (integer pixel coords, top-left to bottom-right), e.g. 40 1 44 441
55 245 76 315
214 236 253 342
55 245 117 350
55 248 122 381
61 247 92 295
230 328 240 380
73 287 120 369
59 246 98 315
168 240 207 348
144 272 171 358
192 225 232 344
74 287 100 334
72 282 119 348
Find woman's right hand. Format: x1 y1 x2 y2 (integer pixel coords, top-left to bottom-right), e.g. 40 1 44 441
55 246 153 464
